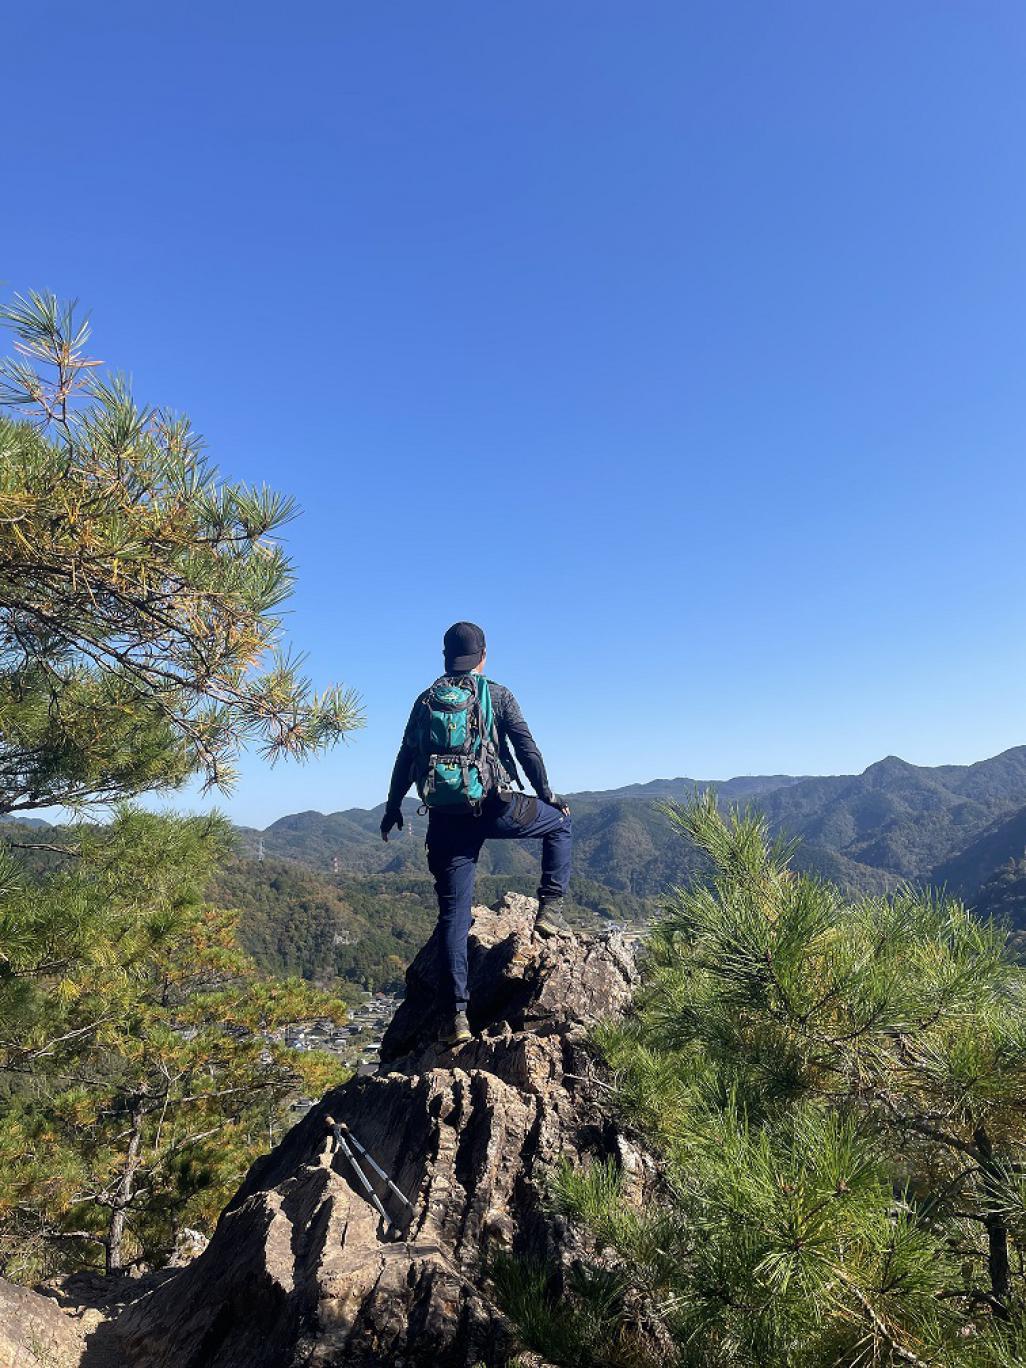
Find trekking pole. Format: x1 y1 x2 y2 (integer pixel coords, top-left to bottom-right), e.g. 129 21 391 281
340 1123 414 1211
336 1133 393 1232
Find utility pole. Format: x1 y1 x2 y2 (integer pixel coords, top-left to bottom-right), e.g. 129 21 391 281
257 836 265 862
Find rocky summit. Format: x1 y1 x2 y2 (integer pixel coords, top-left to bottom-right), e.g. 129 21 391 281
14 893 641 1368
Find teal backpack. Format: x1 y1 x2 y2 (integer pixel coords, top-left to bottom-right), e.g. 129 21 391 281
413 674 510 812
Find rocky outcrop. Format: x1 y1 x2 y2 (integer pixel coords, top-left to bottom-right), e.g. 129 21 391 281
17 1271 175 1368
0 1278 94 1367
20 895 641 1368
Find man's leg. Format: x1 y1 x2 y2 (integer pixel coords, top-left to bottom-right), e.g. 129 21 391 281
539 807 572 902
486 796 573 902
426 817 483 1015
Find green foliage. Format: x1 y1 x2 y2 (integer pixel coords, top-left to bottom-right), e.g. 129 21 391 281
0 288 362 1285
976 855 1026 948
212 856 632 992
507 796 1026 1366
490 1253 646 1368
212 859 437 991
0 291 362 814
0 808 348 1281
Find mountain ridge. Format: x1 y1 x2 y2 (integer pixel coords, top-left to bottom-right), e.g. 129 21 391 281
239 746 1026 916
12 749 1026 995
252 745 1026 831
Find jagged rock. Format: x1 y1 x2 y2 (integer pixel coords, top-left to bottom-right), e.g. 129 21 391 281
11 1270 177 1368
36 1270 171 1321
167 1226 209 1267
380 893 635 1066
106 894 639 1367
0 1278 94 1367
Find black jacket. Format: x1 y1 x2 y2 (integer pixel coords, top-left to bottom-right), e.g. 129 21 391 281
385 676 552 814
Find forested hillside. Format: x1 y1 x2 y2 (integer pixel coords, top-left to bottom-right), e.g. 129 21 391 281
15 745 1026 998
211 858 650 991
236 746 1026 929
211 859 435 992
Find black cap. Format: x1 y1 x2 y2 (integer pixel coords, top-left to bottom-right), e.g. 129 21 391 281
443 621 486 673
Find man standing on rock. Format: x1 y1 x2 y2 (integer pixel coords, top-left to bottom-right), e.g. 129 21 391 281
381 622 573 1047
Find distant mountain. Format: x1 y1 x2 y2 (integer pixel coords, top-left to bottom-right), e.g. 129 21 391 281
240 747 1026 918
11 749 1026 994
973 854 1026 936
932 805 1026 900
565 775 807 803
755 749 1026 886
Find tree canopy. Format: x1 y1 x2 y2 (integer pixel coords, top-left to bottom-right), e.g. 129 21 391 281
0 291 359 1282
0 291 362 815
0 808 349 1279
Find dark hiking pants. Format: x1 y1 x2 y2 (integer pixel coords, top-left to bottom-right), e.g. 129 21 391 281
425 794 573 1012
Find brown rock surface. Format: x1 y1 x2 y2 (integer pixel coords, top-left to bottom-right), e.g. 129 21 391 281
0 1278 94 1368
21 894 640 1368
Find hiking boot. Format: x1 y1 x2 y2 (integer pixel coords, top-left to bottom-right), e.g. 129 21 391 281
439 1010 472 1047
535 897 573 938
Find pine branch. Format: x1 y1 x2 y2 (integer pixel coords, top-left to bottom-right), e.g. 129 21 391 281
2 841 81 857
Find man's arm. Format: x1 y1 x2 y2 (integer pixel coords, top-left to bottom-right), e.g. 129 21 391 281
498 689 553 802
382 697 422 838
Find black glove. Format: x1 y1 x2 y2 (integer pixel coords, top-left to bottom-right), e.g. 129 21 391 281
380 808 404 841
546 793 571 815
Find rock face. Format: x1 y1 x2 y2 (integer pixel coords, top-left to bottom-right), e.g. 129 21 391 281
103 894 639 1368
0 1278 94 1367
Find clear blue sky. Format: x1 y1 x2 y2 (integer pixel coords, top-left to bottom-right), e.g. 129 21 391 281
5 2 1026 827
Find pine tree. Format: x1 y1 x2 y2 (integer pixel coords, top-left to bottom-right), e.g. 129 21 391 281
0 291 362 817
0 292 360 1282
516 796 1026 1366
0 808 349 1282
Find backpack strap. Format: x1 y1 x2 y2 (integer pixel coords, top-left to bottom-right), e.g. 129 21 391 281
477 678 514 792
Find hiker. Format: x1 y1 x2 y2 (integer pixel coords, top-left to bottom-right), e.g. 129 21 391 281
381 622 573 1047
